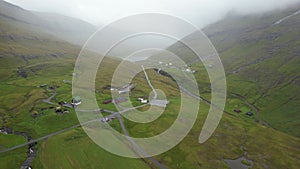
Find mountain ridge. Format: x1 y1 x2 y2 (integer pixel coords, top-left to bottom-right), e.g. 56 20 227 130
0 0 97 45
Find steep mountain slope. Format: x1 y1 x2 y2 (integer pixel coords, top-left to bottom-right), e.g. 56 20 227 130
204 5 300 137
0 0 80 130
33 12 97 45
0 0 97 45
160 4 300 137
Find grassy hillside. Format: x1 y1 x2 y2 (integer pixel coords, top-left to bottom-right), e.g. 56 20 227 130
33 128 150 169
0 0 96 45
153 5 300 137
204 6 300 137
123 69 300 169
0 4 151 168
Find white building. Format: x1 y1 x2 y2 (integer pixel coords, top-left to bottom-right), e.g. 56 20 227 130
141 100 148 104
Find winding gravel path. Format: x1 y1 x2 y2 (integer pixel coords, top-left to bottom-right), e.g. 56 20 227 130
141 65 157 99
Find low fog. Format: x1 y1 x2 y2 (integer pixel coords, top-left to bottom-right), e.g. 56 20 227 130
5 0 300 27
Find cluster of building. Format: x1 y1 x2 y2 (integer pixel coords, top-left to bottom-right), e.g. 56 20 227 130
55 96 82 114
157 61 196 73
184 68 196 73
159 61 173 67
55 106 69 114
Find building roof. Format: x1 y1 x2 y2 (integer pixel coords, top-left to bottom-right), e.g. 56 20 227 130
73 96 81 102
246 112 254 116
150 99 169 108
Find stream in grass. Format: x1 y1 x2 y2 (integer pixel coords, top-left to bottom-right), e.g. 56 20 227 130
1 128 36 169
224 156 253 169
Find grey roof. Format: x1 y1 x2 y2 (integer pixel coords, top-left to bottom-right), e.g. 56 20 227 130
150 99 169 108
73 96 81 102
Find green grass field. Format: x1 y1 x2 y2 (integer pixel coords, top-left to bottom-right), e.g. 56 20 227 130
32 128 150 169
1 45 299 168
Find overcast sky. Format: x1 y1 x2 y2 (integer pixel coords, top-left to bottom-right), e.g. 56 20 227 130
5 0 300 27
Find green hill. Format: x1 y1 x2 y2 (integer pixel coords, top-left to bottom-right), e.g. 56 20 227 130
154 5 300 137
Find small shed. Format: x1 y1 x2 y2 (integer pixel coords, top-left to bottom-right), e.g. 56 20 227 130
234 109 242 113
246 112 254 116
103 99 112 104
72 96 82 106
39 84 47 87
